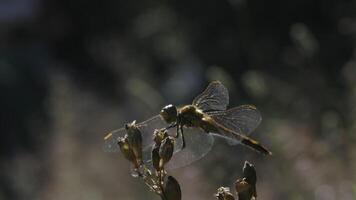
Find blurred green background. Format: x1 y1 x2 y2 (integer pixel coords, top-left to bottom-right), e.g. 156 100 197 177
1 0 356 199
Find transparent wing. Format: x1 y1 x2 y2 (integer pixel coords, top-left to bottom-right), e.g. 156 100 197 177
209 105 262 136
209 124 271 155
142 128 214 169
192 81 229 112
103 115 170 154
165 128 214 170
103 127 126 153
206 105 271 155
103 117 217 168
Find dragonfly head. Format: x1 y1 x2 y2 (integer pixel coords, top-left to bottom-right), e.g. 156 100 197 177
160 104 177 123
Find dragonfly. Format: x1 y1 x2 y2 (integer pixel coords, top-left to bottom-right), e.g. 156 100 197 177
103 81 271 169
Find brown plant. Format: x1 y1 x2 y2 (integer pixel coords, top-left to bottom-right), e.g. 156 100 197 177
118 121 260 200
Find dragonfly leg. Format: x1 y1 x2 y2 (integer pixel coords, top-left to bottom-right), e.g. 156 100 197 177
166 122 177 130
174 124 186 150
180 126 186 149
175 124 180 138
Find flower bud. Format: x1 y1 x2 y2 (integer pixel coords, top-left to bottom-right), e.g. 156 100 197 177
159 137 174 168
125 121 143 165
164 176 181 200
153 128 168 145
118 136 138 168
242 161 256 185
234 161 257 200
151 143 161 172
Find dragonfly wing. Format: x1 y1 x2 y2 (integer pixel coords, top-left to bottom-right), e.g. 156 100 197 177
192 81 229 112
103 115 171 161
209 104 262 136
208 117 271 155
165 128 214 170
135 115 171 147
210 132 239 145
103 127 126 153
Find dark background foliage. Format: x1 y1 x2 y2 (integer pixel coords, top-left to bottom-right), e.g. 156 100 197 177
1 0 356 199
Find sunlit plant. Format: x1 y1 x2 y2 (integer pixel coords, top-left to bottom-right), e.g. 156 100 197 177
118 120 259 200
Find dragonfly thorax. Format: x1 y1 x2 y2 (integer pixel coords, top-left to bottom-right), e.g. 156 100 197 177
178 105 206 127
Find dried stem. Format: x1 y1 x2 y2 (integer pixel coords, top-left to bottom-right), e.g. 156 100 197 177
117 121 262 200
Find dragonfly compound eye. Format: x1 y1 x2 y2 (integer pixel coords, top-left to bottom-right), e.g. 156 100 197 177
160 104 177 123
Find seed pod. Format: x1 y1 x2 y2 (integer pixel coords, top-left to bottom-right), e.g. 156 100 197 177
236 185 254 200
151 143 161 172
164 176 181 200
125 121 143 165
153 128 168 145
242 161 257 198
159 137 174 168
118 136 138 168
214 187 235 200
242 161 256 186
234 161 257 200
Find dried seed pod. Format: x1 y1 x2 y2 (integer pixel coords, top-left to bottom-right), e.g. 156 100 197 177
242 161 257 198
242 161 256 186
153 128 168 145
125 121 143 165
215 187 235 200
151 143 161 172
234 161 257 200
164 176 181 200
118 136 138 167
159 137 174 168
236 187 254 200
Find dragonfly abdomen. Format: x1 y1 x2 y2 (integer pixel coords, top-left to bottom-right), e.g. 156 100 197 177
210 120 272 155
241 138 272 155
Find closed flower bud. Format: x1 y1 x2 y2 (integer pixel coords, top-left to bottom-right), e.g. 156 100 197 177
125 121 143 165
164 176 181 200
118 136 138 168
153 128 168 145
234 161 257 200
242 161 256 185
151 143 161 172
159 137 174 168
